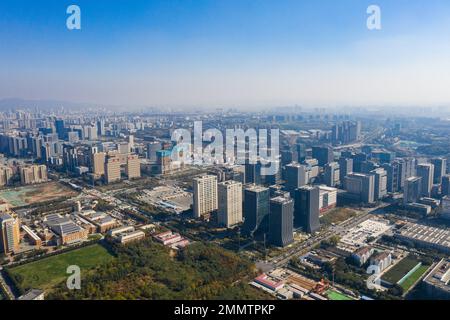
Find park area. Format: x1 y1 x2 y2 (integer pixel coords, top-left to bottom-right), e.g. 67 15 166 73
320 208 358 226
7 244 115 292
0 182 78 208
382 256 430 291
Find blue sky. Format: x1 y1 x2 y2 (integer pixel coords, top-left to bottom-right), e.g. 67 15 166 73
1 0 450 109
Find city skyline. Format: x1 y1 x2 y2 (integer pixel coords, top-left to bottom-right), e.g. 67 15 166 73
2 0 450 109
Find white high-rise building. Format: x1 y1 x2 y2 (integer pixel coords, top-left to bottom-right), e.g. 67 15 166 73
218 181 243 228
193 175 218 219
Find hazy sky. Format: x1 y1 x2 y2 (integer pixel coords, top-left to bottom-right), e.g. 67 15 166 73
1 0 450 109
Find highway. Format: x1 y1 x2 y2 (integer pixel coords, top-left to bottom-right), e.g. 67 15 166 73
259 205 388 270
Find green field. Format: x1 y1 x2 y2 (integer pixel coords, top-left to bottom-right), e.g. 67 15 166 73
399 265 430 291
320 208 357 226
8 244 114 291
382 257 421 285
326 290 354 301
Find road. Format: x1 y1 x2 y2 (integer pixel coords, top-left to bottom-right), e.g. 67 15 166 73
333 127 386 151
260 205 388 270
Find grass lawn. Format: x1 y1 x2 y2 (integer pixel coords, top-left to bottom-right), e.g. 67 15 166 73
320 208 357 226
326 290 354 300
9 244 114 291
382 257 421 285
399 265 430 291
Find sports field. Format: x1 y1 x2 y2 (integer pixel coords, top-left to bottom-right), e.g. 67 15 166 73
8 244 114 291
399 265 430 291
0 182 78 207
326 290 354 300
382 256 421 285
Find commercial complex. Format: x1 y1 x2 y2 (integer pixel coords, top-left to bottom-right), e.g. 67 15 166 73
294 186 320 233
269 196 294 247
242 185 270 236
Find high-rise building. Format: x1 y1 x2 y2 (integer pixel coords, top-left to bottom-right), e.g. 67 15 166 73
285 162 309 189
245 162 262 185
118 142 130 154
193 175 218 219
218 181 243 228
0 213 20 254
345 173 375 204
156 150 172 174
55 119 65 140
242 185 270 236
417 163 435 197
383 160 404 193
97 119 105 136
339 157 353 186
312 146 334 167
281 149 295 166
268 196 294 247
62 144 78 172
351 153 368 173
324 162 340 187
126 154 141 179
294 186 320 233
371 168 388 200
19 165 48 185
331 121 361 145
296 142 307 163
92 152 106 176
372 150 396 164
147 141 162 162
128 135 135 151
443 175 450 197
403 157 416 180
0 166 13 187
105 155 121 184
404 176 422 205
431 158 447 184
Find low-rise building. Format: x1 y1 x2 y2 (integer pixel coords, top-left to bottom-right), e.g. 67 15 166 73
396 223 450 254
153 231 190 249
369 251 392 273
44 214 88 245
352 246 374 266
405 203 432 215
423 258 450 299
22 225 42 247
18 289 45 300
108 226 145 244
